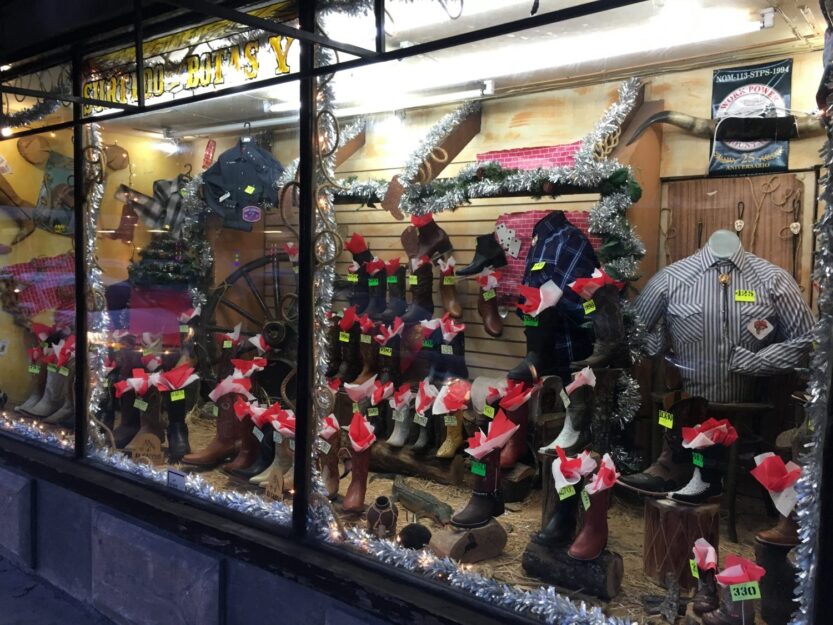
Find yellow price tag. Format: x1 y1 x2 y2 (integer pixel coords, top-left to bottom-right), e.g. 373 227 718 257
244 185 256 194
338 331 351 343
408 275 418 285
28 365 40 374
558 485 576 500
483 405 495 418
583 300 596 314
734 289 756 303
482 289 496 301
352 402 360 412
581 490 591 510
379 346 392 357
658 410 674 429
347 274 359 283
171 389 185 401
59 367 70 377
690 559 700 579
47 364 57 373
179 324 190 333
134 398 149 412
360 334 372 344
368 407 379 416
730 581 761 601
442 276 455 285
531 261 546 271
441 345 453 355
223 340 233 349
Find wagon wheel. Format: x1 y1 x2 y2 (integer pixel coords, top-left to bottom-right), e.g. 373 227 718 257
196 253 298 389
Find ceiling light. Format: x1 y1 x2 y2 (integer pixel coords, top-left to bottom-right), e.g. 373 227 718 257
269 100 300 113
760 7 776 29
0 128 12 137
335 88 484 118
0 65 10 72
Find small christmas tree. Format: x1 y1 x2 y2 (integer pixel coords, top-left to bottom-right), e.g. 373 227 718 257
128 233 208 287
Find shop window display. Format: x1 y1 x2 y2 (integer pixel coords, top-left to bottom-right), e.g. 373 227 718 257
0 127 76 451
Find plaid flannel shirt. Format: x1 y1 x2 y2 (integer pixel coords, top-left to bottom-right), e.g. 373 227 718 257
520 211 599 370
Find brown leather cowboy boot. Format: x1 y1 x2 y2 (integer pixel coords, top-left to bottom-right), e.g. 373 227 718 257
182 393 239 467
343 444 371 513
693 567 719 615
477 285 503 337
451 447 504 528
320 430 341 500
567 487 611 561
401 214 452 261
439 262 462 319
223 411 260 472
755 513 799 547
701 583 756 625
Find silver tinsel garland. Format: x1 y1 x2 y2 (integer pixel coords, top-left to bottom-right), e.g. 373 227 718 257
0 99 62 130
612 370 640 428
789 133 833 625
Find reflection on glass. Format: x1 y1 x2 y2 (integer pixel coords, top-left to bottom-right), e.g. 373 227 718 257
0 128 75 451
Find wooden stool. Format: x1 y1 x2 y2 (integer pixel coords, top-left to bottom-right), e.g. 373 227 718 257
643 498 719 591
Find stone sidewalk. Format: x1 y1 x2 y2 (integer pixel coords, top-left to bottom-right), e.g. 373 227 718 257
0 557 114 625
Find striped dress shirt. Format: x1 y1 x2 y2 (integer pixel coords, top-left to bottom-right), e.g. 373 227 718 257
635 245 814 402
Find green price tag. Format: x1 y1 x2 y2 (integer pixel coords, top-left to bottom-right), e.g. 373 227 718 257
692 452 704 467
482 289 496 301
730 581 761 602
368 278 379 287
422 340 433 349
171 389 185 401
523 315 539 327
690 559 700 579
444 414 458 426
244 184 256 194
368 407 379 416
658 410 674 429
581 490 591 510
28 365 40 374
379 346 392 356
408 275 418 285
347 273 359 283
59 367 70 377
442 276 455 285
471 461 487 477
734 289 756 303
134 398 149 412
531 261 546 271
483 405 495 418
47 364 57 373
211 404 219 417
392 411 405 422
292 266 298 274
352 402 360 412
583 300 596 314
360 334 372 344
339 331 351 343
413 413 428 427
223 340 233 349
253 427 264 442
387 275 398 284
179 324 190 333
808 418 815 432
558 485 576 500
441 344 453 355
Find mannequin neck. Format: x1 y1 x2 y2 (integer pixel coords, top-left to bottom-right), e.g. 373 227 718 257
707 229 742 259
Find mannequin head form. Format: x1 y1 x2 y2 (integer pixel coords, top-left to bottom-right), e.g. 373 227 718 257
707 229 742 259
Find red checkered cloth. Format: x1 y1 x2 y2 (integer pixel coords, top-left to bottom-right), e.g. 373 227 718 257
494 210 601 305
0 253 74 319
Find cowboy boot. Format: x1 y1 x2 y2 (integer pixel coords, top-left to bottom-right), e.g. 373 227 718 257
182 393 239 466
335 325 362 383
436 409 463 458
451 448 504 528
478 286 503 337
570 285 627 369
693 567 720 616
541 385 593 455
618 396 709 495
343 444 371 513
25 365 70 419
352 327 379 385
387 403 414 447
701 583 756 625
251 434 294 486
223 412 260 472
115 391 142 448
43 366 75 427
230 421 277 480
567 487 611 560
376 335 401 385
344 233 374 311
669 444 726 505
381 266 407 322
500 400 530 469
109 204 139 243
410 408 435 454
324 316 343 379
96 379 117 433
755 513 799 547
532 475 581 547
457 233 507 276
401 262 434 324
507 307 558 383
164 384 193 461
439 271 463 319
401 215 452 261
320 431 341 499
365 270 388 320
129 388 165 444
15 364 47 414
437 331 467 381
